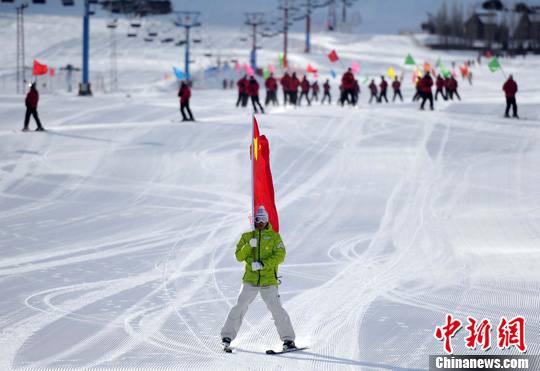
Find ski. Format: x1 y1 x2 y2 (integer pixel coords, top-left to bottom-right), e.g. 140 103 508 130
223 345 233 353
266 346 308 355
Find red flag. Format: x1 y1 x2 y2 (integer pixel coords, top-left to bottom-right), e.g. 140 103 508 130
251 116 279 232
49 67 56 77
306 64 317 73
33 60 48 76
327 49 339 63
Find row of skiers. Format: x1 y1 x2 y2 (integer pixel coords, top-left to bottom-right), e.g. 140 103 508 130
235 73 334 113
234 68 465 112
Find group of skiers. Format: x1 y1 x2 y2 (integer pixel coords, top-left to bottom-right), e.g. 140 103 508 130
367 75 403 104
18 67 521 132
234 73 333 113
233 68 465 113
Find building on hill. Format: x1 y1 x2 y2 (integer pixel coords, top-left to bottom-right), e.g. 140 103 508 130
424 0 540 53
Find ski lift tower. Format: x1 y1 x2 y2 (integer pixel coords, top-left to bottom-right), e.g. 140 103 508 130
174 11 201 81
244 12 264 70
78 0 97 95
3 0 47 94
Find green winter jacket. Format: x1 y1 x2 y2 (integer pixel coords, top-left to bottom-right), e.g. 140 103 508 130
235 224 285 287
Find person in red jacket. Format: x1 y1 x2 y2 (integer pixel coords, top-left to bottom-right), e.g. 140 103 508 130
178 81 194 121
341 68 355 105
236 75 248 107
352 79 360 105
321 79 331 104
289 73 300 106
298 76 311 106
502 74 518 118
311 81 320 102
447 76 461 101
248 76 264 114
368 79 378 104
435 75 447 101
23 83 45 131
419 72 434 111
280 72 291 106
264 73 279 106
392 77 403 102
378 76 388 103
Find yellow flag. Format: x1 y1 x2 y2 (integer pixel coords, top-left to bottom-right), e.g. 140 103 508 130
387 67 396 80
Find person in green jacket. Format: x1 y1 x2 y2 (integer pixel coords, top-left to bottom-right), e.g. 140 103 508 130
221 206 296 351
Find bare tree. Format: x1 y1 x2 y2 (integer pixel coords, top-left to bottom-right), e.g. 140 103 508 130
435 1 450 45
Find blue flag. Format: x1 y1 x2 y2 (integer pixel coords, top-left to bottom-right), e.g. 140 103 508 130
173 67 185 80
330 69 336 78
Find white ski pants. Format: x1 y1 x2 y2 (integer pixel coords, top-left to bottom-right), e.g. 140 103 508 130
221 284 295 342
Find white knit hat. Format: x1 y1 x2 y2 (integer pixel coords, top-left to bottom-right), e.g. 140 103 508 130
255 206 268 223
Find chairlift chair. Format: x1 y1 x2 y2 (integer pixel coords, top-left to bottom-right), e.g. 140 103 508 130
130 17 142 28
32 0 46 4
61 0 74 6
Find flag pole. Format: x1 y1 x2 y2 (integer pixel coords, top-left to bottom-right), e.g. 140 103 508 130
499 65 507 79
251 114 255 231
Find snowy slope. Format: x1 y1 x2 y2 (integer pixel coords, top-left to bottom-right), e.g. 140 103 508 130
1 11 540 371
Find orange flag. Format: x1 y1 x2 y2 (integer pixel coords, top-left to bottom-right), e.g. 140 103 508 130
251 116 279 232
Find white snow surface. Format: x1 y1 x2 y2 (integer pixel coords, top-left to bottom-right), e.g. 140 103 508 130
1 13 540 371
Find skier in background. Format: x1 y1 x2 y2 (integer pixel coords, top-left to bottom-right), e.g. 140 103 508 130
412 78 421 101
368 79 378 104
221 206 297 352
352 79 360 105
23 83 45 131
236 75 248 107
264 73 279 106
178 81 194 121
447 75 461 100
419 71 434 111
321 79 331 104
502 74 519 119
248 76 264 114
289 73 300 106
378 76 388 103
341 68 355 105
311 80 320 102
280 72 291 106
298 75 311 106
435 74 446 101
392 76 403 102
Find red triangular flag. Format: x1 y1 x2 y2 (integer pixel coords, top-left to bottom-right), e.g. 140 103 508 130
49 67 55 77
33 60 48 76
307 64 317 73
251 116 279 232
327 49 339 63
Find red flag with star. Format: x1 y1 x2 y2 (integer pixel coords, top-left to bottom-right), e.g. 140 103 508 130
251 116 279 232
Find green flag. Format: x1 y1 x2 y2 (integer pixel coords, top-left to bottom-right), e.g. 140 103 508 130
442 69 451 78
362 75 369 84
488 57 501 72
263 68 270 79
436 58 442 68
404 54 416 65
